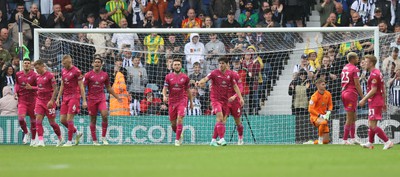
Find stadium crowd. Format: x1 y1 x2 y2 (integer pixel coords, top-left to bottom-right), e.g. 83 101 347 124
0 0 399 119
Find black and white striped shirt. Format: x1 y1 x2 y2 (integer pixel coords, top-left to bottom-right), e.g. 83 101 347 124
389 79 400 106
187 98 202 116
351 0 375 24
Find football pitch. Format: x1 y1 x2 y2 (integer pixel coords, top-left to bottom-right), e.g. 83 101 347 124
1 144 399 177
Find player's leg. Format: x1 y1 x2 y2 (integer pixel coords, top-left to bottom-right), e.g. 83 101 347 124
231 104 243 145
216 104 228 146
100 100 109 145
65 98 81 146
27 104 37 145
343 111 356 144
314 118 330 144
210 102 223 146
342 92 358 144
34 114 45 147
88 100 99 145
175 104 187 146
169 106 177 134
46 107 63 147
17 103 30 144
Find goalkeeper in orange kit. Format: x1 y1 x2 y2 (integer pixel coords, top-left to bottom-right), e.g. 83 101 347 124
308 78 333 144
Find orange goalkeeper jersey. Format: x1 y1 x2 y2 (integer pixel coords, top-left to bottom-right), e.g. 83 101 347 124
308 90 333 122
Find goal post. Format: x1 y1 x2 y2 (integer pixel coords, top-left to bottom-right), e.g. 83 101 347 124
29 26 398 145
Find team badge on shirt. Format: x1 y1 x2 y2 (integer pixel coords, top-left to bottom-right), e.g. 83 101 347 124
372 79 377 83
309 100 314 105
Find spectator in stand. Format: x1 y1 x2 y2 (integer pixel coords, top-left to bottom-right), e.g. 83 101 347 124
238 2 259 27
382 47 400 77
165 34 182 59
26 4 46 30
184 33 205 75
9 3 28 24
350 11 364 26
317 0 337 27
140 88 164 115
127 56 148 102
284 0 304 28
142 10 160 28
105 0 129 26
0 64 16 98
373 0 395 27
241 46 261 115
73 0 100 27
288 68 312 116
98 8 118 28
322 13 337 27
182 8 202 28
0 10 7 30
230 32 251 53
335 2 350 27
189 0 203 15
339 32 363 56
378 21 391 33
257 1 270 23
161 12 174 28
82 13 97 29
304 36 322 72
112 18 140 50
143 0 168 25
388 66 400 115
205 33 226 75
0 28 16 53
39 38 57 69
221 11 241 28
367 7 388 27
271 0 283 24
87 20 113 57
167 0 190 28
350 0 374 24
202 16 214 28
209 0 236 28
9 14 32 49
46 4 71 28
189 62 207 111
128 0 146 28
394 24 400 33
258 9 281 27
186 87 202 116
121 47 135 69
0 86 17 115
0 40 12 65
293 54 315 80
143 31 164 83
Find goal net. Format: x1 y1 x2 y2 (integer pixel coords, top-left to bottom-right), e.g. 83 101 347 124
6 27 393 145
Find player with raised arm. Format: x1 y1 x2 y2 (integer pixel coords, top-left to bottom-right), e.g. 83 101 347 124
308 78 333 145
15 58 37 145
225 61 244 145
196 56 244 146
341 52 364 145
359 55 394 150
84 55 122 145
56 55 87 147
162 58 193 146
33 60 63 147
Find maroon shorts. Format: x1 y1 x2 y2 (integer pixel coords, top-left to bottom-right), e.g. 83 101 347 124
211 101 229 117
341 91 358 112
88 99 107 116
60 97 80 115
368 106 383 121
168 102 187 121
18 101 35 118
228 101 242 118
34 100 56 119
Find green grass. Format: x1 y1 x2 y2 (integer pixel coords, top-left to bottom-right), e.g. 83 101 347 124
0 144 399 177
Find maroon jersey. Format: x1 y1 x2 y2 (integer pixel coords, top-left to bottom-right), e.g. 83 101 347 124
84 70 110 101
164 72 190 105
15 70 37 102
36 71 56 101
207 69 237 102
61 66 82 99
367 68 385 107
341 63 360 94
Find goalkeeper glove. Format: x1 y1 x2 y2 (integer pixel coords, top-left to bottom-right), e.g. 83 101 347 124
319 114 325 119
324 111 331 120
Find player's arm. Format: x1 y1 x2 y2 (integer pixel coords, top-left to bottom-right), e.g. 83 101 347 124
56 80 64 106
106 84 121 102
78 78 87 109
187 87 193 109
354 77 364 98
47 81 59 109
359 86 377 107
382 83 387 111
327 93 333 111
308 95 320 118
233 84 244 106
196 77 209 87
162 86 168 103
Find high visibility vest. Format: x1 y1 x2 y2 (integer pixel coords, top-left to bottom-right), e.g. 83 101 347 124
110 72 130 116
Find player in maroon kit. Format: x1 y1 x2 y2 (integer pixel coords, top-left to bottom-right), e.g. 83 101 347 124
33 60 63 147
340 52 364 145
56 55 87 147
84 55 121 145
15 58 37 145
162 58 193 146
196 56 244 146
359 55 394 150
